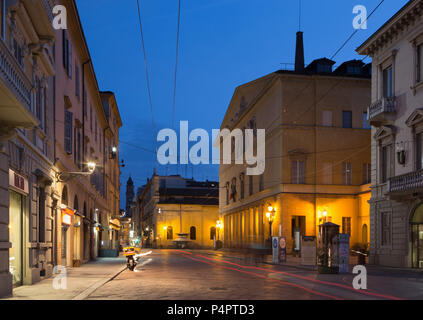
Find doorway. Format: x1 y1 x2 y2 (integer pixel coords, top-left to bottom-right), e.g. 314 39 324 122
9 191 25 287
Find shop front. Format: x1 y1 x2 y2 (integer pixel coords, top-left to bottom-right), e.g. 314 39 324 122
60 206 74 267
411 204 423 269
8 169 28 287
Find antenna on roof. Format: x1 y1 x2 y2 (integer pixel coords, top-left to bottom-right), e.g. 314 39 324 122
298 0 302 31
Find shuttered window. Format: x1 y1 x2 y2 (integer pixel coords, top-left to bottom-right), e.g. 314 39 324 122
362 163 371 184
64 111 73 154
292 160 305 184
62 30 72 78
75 65 80 98
342 162 352 185
342 217 351 235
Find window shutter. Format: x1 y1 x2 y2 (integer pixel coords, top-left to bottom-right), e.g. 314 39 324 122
292 161 298 184
65 111 73 154
62 30 67 68
75 65 79 97
68 42 72 78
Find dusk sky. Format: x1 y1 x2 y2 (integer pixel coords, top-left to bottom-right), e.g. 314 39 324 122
74 0 408 208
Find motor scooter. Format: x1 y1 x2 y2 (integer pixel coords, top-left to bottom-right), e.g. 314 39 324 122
123 247 139 271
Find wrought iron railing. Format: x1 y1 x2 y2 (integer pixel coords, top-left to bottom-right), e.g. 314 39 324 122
388 169 423 193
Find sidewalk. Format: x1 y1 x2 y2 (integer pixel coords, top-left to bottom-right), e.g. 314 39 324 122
3 256 126 300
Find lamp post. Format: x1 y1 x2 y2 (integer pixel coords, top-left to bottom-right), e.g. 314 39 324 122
266 205 276 241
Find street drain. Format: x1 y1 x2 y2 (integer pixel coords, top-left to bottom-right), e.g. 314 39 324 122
210 287 227 291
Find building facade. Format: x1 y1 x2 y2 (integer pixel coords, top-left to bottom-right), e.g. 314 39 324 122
219 32 372 254
357 0 423 268
134 174 220 249
0 0 122 297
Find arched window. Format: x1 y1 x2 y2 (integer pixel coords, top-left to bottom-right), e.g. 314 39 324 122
362 224 368 244
167 226 173 240
210 226 216 240
190 226 196 240
74 195 79 211
61 185 68 206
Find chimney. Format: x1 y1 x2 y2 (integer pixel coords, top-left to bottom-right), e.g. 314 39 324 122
295 31 305 73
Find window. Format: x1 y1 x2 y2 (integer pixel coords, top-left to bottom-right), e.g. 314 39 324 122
38 187 46 243
417 133 423 171
90 105 93 131
225 182 229 205
362 163 371 184
291 160 305 184
190 226 196 240
210 226 216 240
240 173 245 199
381 145 392 183
1 0 4 39
13 38 23 66
383 65 393 98
62 30 72 78
417 44 423 83
342 111 352 128
35 77 45 129
95 120 98 141
166 226 173 240
322 110 332 127
342 162 352 185
381 212 391 246
342 217 351 235
75 65 80 98
363 112 371 129
64 111 73 154
347 65 361 75
259 174 264 191
249 175 253 196
317 63 331 73
322 162 333 185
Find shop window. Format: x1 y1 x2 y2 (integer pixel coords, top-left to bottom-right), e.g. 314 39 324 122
166 226 173 240
190 226 196 240
210 226 216 240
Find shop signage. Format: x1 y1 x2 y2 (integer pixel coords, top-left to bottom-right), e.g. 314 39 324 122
301 236 317 266
9 169 28 194
272 237 279 263
338 233 350 273
61 207 74 226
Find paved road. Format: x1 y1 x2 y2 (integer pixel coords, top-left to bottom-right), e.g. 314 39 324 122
87 249 423 300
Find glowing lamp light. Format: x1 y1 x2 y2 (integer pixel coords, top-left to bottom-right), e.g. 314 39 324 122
62 214 72 225
323 210 328 217
267 205 273 212
163 226 168 231
87 161 96 173
266 212 271 219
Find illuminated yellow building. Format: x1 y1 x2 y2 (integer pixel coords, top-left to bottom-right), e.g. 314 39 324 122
134 174 220 249
219 32 371 253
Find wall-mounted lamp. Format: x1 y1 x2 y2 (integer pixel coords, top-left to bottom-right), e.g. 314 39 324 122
56 161 97 182
396 141 406 165
110 146 117 159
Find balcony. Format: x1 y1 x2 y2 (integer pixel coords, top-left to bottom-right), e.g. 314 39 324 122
0 38 37 132
367 97 396 126
388 169 423 195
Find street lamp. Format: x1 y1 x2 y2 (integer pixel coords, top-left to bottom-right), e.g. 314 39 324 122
266 204 276 240
56 161 97 182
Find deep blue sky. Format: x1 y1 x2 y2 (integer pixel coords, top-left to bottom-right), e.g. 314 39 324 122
75 0 408 207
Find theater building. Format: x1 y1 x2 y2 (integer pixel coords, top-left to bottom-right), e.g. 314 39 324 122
219 31 372 253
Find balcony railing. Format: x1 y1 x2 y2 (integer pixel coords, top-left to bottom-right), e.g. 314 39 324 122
367 97 396 125
0 39 32 110
388 169 423 194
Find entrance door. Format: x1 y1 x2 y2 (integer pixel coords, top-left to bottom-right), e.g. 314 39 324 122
412 224 423 269
61 226 68 263
9 191 24 286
